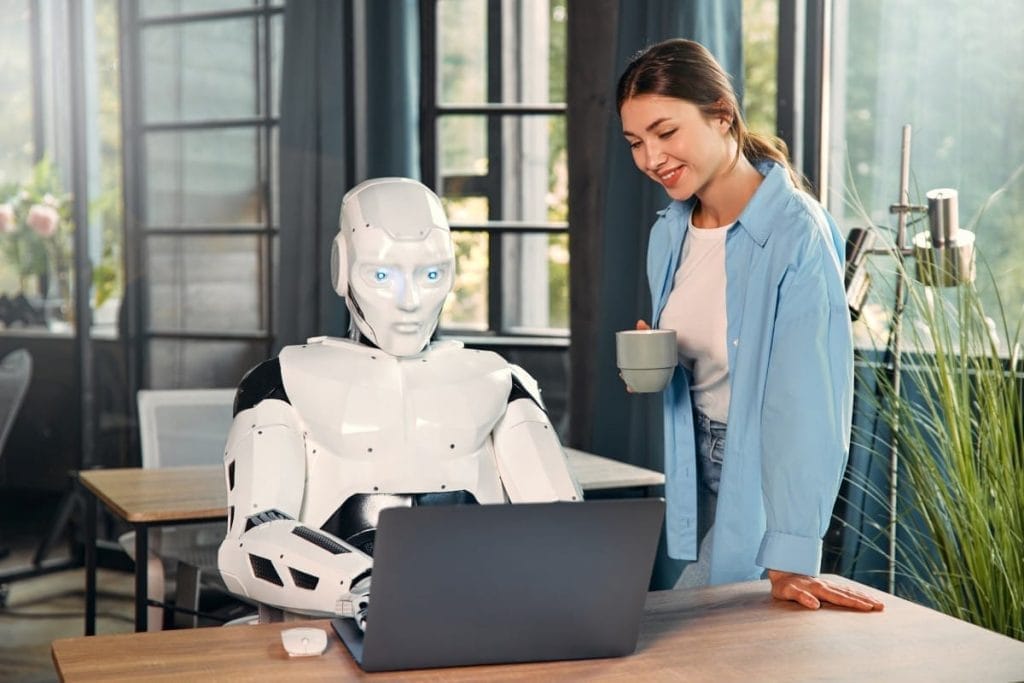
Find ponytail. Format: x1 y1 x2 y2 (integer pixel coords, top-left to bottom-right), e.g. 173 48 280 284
739 130 809 192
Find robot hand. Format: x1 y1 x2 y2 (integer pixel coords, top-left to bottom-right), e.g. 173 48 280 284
351 574 371 632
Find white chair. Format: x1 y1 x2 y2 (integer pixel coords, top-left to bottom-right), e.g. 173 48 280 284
119 388 236 630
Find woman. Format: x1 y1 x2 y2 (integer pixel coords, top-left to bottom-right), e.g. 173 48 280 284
617 38 882 611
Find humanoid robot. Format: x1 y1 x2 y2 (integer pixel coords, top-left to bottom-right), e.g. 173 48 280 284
218 177 582 627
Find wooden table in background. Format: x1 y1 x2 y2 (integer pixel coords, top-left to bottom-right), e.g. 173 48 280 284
78 449 664 634
52 576 1024 682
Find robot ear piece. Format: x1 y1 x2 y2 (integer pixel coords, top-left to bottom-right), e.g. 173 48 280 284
330 233 348 298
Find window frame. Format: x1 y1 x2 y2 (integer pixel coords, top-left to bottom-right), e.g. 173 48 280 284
419 0 569 343
120 0 282 389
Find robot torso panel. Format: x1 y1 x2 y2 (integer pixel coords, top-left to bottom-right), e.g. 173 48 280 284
282 336 513 540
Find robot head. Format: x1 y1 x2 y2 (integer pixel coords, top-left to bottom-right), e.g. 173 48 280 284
330 178 455 356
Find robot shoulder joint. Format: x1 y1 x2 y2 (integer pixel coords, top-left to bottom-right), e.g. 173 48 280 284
234 357 291 415
508 364 545 411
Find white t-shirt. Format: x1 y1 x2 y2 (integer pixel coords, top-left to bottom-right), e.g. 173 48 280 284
658 218 733 423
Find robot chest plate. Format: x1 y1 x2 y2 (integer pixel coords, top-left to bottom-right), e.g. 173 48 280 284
279 340 513 514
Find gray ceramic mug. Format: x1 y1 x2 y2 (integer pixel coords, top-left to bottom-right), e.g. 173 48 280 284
615 328 677 393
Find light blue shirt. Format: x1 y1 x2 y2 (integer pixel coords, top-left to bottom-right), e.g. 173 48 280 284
648 160 853 583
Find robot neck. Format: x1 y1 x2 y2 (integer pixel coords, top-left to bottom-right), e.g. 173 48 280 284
348 326 379 350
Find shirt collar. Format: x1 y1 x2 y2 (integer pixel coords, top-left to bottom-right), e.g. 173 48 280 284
736 159 792 247
657 159 792 248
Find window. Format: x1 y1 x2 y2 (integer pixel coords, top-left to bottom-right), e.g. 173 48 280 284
742 0 779 138
123 0 282 387
827 0 1024 345
421 0 568 338
0 1 123 336
0 0 35 188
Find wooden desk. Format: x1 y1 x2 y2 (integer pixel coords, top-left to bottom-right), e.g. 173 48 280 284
52 576 1024 682
563 447 665 491
79 450 664 634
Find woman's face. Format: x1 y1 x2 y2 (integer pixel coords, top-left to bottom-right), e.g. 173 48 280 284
620 94 732 202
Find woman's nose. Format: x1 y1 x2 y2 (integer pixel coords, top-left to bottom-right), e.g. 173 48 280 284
645 143 666 171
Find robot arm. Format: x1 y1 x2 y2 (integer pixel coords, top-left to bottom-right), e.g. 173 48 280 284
492 365 583 503
217 392 373 621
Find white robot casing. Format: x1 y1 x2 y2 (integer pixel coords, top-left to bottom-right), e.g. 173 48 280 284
331 177 454 357
218 178 581 623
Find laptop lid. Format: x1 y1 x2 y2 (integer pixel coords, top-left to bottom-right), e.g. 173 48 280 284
332 497 665 672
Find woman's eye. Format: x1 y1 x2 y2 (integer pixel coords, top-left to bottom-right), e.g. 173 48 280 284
627 140 641 150
658 129 676 140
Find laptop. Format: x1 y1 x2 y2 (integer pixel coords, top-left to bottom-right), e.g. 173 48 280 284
331 497 665 672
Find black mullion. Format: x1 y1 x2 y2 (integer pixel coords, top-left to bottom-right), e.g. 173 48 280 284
143 117 278 132
68 0 95 468
450 221 567 233
119 0 147 393
257 4 273 353
146 330 271 342
439 103 564 115
169 10 186 347
139 5 283 28
803 0 827 199
171 11 185 228
486 0 503 334
28 0 44 161
144 225 278 235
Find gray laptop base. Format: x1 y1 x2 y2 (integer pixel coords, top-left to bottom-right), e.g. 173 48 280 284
331 497 664 672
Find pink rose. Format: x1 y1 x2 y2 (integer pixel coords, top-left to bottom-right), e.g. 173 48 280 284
0 204 14 234
27 204 60 238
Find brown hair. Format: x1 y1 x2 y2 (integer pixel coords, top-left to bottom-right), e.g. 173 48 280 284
616 38 806 191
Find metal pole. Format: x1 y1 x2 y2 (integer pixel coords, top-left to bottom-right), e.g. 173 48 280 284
886 124 913 593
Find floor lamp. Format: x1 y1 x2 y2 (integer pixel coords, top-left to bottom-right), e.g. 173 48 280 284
848 124 976 594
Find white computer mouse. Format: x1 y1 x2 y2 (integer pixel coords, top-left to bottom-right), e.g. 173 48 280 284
280 626 329 657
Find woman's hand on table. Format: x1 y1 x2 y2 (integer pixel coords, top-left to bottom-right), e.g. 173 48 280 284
766 570 885 611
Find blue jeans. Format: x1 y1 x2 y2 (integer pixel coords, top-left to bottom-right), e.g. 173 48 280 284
675 410 726 588
695 410 726 496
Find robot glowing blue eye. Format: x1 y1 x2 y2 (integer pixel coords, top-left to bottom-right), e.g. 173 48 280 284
426 268 440 281
374 269 389 282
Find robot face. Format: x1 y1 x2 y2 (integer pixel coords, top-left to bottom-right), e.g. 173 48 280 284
336 179 455 356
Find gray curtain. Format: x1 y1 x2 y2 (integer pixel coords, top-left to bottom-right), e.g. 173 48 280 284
569 0 742 465
276 0 419 349
567 0 743 587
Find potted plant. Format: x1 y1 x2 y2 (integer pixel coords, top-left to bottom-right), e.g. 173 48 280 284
845 172 1023 641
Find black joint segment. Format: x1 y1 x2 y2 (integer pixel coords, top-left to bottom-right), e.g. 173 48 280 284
233 358 290 415
244 509 293 531
291 526 350 555
508 374 544 411
350 568 372 589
